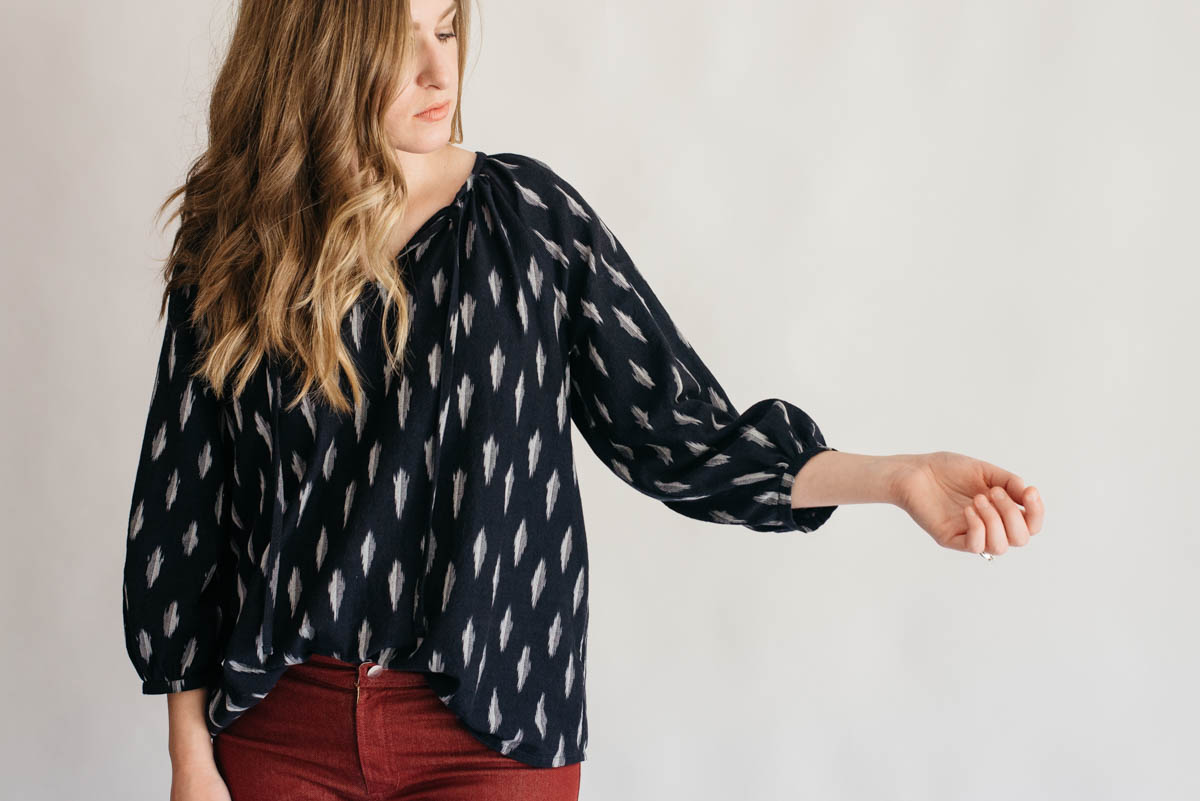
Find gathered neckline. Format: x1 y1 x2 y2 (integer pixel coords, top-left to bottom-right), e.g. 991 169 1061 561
396 149 486 261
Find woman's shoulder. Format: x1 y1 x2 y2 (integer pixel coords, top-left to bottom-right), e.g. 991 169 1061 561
484 149 556 178
485 150 586 194
480 150 595 225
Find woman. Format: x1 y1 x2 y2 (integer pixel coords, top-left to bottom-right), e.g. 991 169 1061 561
120 0 1045 799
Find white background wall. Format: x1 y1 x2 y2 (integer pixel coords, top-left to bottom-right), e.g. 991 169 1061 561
1 1 1195 799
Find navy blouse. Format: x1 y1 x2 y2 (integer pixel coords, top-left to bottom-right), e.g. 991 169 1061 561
121 150 838 768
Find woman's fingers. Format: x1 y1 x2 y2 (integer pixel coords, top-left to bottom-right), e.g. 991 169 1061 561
973 493 1007 555
963 503 987 555
978 462 1045 531
961 485 1044 558
978 460 1026 503
988 485 1031 546
1023 486 1045 536
949 458 1045 559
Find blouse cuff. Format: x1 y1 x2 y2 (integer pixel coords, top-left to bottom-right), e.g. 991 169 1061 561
140 665 222 695
779 445 839 533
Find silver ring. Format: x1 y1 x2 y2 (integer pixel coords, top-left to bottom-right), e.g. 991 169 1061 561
979 552 993 561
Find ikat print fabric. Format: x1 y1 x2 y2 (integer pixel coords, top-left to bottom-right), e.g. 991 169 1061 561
121 150 839 768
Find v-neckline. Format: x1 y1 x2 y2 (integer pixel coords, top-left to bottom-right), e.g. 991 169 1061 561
395 149 485 261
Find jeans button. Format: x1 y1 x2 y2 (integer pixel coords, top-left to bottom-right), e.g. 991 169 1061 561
366 664 384 678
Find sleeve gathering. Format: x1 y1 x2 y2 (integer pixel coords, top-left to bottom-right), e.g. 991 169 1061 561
548 168 839 533
121 285 230 694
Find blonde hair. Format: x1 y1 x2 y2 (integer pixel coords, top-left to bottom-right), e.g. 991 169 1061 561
152 0 472 415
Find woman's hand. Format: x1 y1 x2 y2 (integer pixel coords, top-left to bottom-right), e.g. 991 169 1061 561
890 451 1044 556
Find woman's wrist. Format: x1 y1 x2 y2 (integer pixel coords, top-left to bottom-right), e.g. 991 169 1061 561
169 737 216 773
790 449 917 508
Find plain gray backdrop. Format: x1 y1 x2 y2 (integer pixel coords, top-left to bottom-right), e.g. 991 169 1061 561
2 1 1195 799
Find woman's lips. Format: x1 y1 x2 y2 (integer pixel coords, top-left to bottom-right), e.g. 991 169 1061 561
415 101 450 122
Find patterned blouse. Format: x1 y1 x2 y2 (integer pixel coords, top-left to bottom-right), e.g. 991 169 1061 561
121 150 839 768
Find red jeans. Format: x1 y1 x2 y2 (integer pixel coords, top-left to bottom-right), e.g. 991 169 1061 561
213 653 582 800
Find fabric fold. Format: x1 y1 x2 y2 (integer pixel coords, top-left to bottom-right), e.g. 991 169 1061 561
414 203 466 641
257 366 286 659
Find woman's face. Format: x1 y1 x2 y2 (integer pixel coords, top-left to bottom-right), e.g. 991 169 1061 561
384 0 460 154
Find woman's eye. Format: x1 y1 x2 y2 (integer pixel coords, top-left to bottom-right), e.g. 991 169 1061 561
437 32 457 42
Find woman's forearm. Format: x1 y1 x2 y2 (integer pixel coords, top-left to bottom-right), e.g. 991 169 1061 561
166 688 215 769
790 449 911 508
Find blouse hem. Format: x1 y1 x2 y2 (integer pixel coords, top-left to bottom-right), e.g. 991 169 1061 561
454 720 586 769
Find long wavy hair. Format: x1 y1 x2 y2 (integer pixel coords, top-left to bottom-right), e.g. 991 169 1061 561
152 0 473 415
